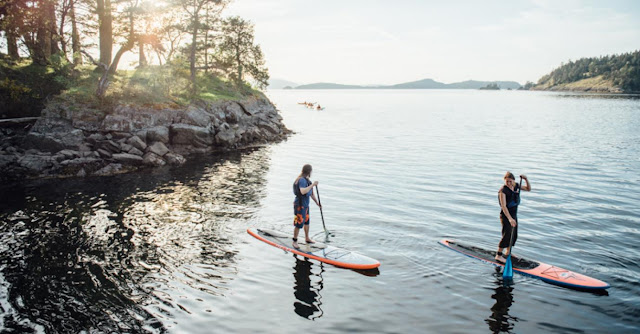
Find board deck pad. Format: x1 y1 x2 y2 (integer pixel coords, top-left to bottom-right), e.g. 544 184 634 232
439 239 609 290
248 228 380 270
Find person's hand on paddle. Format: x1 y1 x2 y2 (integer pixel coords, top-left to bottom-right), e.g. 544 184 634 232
312 181 318 187
509 217 517 227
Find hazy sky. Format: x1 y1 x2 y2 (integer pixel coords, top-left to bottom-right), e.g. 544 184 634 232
226 0 640 85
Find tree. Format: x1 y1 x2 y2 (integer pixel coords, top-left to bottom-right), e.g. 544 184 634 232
218 16 268 89
96 0 112 66
173 0 226 89
0 0 21 59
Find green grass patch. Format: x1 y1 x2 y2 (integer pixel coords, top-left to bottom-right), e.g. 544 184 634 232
2 54 264 117
59 64 261 108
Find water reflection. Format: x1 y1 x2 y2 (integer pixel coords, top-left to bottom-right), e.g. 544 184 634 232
485 273 520 334
292 256 325 320
551 92 640 100
0 148 272 333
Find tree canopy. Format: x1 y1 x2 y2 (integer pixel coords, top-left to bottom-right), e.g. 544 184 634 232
0 0 269 101
536 50 640 92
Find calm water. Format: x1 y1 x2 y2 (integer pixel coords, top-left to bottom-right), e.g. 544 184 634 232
1 90 639 333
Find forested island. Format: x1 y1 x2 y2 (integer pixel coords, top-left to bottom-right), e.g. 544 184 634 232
532 50 640 93
0 1 289 180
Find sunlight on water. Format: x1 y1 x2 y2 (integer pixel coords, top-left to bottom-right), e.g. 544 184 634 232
1 90 639 333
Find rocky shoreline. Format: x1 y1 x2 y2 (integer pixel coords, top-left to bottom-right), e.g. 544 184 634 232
0 96 289 180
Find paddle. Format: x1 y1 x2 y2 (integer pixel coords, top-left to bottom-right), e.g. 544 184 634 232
503 176 523 280
315 185 329 237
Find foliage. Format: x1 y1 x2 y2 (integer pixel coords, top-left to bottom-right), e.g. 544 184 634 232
479 82 499 90
537 50 640 92
0 56 69 117
218 16 269 89
518 81 535 90
57 60 260 108
0 0 270 117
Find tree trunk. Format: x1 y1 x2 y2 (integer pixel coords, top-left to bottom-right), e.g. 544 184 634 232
46 0 60 55
97 0 113 67
34 25 49 65
108 41 134 75
108 7 136 75
204 7 209 73
6 30 19 60
139 42 147 67
70 1 82 65
236 42 242 83
189 13 199 90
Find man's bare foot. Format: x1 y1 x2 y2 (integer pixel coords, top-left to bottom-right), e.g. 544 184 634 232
305 239 315 244
292 240 300 249
495 255 506 263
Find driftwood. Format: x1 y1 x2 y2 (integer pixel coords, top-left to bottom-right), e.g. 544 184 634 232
0 117 41 124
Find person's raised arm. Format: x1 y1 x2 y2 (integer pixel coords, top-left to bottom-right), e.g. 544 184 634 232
520 175 531 191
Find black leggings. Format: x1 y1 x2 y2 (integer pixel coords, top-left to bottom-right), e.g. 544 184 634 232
499 214 518 249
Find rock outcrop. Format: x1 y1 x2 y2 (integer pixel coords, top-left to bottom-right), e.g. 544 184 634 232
0 96 289 180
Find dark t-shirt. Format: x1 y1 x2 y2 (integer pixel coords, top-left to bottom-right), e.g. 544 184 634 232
499 183 520 220
294 177 313 207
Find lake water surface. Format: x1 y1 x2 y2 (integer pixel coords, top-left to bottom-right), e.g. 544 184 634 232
1 90 639 333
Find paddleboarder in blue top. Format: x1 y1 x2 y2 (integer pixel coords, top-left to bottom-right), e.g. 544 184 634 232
292 164 321 249
495 172 531 263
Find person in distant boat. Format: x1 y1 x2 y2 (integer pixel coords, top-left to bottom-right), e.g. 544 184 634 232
316 105 322 110
292 164 321 249
495 172 531 263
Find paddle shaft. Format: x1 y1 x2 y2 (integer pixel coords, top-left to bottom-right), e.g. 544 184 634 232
315 185 328 234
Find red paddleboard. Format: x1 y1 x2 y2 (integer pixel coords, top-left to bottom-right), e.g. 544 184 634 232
248 228 380 270
439 239 609 290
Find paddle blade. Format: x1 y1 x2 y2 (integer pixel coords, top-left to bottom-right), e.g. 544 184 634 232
503 255 514 279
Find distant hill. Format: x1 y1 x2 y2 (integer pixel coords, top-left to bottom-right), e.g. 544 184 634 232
289 78 521 90
389 78 446 89
533 50 640 93
268 78 299 89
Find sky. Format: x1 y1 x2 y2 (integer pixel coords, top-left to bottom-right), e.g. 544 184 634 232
226 0 640 85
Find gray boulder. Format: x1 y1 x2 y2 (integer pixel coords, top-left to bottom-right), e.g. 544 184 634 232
147 141 169 157
97 149 112 158
0 154 17 169
165 152 186 165
112 153 144 164
126 135 147 151
181 106 212 127
215 127 237 146
170 124 213 148
57 149 81 160
23 129 84 152
146 126 170 144
128 147 144 156
143 152 166 166
93 163 125 176
18 154 54 173
100 140 121 153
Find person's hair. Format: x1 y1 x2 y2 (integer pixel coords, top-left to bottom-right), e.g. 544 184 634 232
299 164 312 179
503 171 515 180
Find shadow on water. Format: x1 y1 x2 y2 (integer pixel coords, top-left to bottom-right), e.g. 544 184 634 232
485 272 520 334
550 92 640 100
0 148 272 333
292 256 324 320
